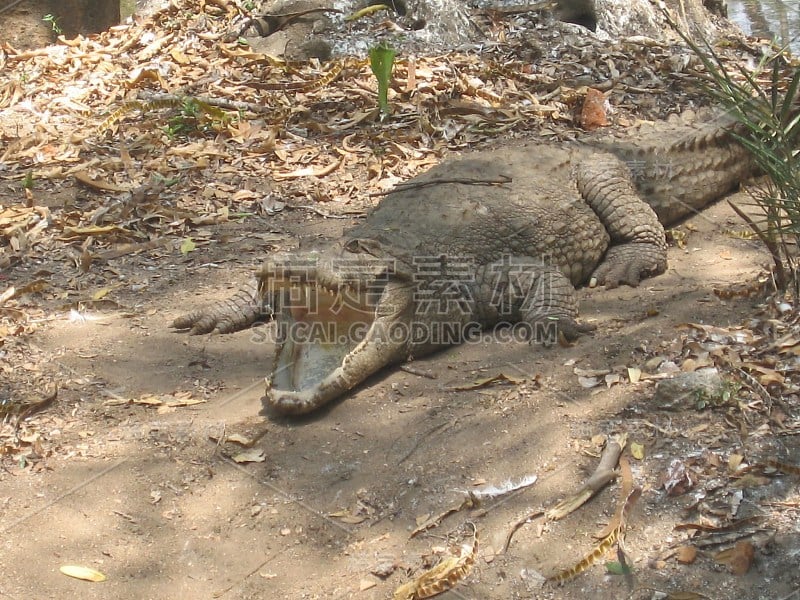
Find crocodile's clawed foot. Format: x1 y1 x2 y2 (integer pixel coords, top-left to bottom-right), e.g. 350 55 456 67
526 315 595 346
559 318 596 341
172 279 266 335
172 311 244 335
589 243 667 289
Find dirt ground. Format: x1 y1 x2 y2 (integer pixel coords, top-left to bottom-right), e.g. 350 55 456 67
2 190 799 600
0 0 58 50
1 2 800 599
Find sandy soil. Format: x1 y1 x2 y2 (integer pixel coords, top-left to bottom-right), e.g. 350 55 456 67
1 2 799 597
2 186 799 600
0 0 57 50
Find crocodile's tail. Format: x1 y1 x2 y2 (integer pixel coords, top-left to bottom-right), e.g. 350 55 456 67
172 279 268 334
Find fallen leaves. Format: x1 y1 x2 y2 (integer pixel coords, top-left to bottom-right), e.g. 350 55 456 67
447 372 524 391
102 391 206 411
675 545 697 564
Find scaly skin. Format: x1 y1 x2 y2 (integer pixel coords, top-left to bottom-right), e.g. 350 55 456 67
173 109 758 415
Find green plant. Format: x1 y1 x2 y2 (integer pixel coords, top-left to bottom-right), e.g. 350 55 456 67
43 14 63 35
163 97 219 139
665 11 800 295
693 378 741 410
369 43 396 118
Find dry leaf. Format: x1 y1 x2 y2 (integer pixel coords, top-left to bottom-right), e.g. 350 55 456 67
449 373 523 391
728 453 744 472
630 442 645 460
676 545 697 564
60 565 106 582
226 433 253 446
715 541 754 575
579 87 609 130
165 397 205 407
232 448 266 463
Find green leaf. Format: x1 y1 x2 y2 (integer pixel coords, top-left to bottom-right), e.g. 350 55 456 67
369 43 396 117
180 238 196 255
605 560 632 576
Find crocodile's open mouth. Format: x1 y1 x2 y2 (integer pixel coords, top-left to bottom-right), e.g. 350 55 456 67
259 259 415 415
269 282 378 394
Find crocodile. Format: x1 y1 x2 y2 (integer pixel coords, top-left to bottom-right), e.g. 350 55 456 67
173 109 757 415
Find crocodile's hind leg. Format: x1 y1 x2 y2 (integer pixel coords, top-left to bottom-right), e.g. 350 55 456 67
576 154 668 288
172 278 270 334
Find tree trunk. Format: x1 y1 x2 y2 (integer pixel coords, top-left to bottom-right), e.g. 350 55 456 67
56 0 120 37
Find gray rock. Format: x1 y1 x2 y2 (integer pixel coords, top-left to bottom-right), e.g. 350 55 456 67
653 367 725 411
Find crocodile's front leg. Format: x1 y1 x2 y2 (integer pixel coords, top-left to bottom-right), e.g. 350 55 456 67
474 258 595 344
172 278 270 334
575 154 668 288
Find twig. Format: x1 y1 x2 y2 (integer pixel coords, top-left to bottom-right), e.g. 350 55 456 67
210 423 226 458
397 420 452 464
286 205 366 219
503 433 628 552
545 433 627 521
212 551 282 597
399 365 437 379
0 0 26 15
138 91 275 115
503 509 545 552
369 175 512 197
727 200 786 290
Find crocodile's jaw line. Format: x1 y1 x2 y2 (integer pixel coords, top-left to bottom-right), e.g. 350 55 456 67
265 280 413 415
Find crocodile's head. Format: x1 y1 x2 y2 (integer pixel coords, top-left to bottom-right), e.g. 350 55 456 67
259 253 416 415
